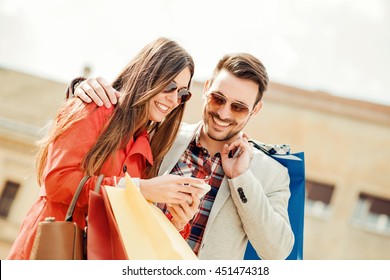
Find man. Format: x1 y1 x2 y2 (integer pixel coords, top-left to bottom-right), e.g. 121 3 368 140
70 53 294 260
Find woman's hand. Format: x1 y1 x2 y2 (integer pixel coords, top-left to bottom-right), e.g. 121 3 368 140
139 174 205 204
168 193 201 230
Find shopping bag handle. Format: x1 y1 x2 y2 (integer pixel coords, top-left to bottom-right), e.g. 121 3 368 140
249 140 270 155
65 175 90 222
94 174 105 193
249 139 291 155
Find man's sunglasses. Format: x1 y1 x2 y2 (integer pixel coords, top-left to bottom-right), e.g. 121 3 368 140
163 82 192 104
206 92 252 119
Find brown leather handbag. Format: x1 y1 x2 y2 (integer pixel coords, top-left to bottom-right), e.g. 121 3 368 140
30 175 91 260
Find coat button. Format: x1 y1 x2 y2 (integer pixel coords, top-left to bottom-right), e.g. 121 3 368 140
237 187 247 203
123 165 127 173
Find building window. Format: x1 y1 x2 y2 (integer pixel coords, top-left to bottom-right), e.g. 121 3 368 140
352 192 390 236
0 180 20 218
305 180 335 218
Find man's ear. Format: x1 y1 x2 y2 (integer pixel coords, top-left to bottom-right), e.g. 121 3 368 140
203 80 211 98
250 100 263 116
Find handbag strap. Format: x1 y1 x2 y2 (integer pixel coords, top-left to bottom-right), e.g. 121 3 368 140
65 174 105 222
65 175 90 222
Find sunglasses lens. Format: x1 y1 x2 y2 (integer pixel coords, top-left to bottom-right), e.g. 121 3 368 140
163 82 177 93
209 93 226 107
178 89 192 103
231 103 249 116
208 93 249 119
163 82 191 104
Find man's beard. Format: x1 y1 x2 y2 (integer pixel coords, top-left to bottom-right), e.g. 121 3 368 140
205 112 242 142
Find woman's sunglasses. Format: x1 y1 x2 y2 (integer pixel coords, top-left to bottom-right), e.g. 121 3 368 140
206 92 252 119
163 82 192 104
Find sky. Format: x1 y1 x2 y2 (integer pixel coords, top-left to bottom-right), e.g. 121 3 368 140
0 0 389 105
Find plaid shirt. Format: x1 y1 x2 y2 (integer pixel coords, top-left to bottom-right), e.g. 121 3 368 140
157 126 225 255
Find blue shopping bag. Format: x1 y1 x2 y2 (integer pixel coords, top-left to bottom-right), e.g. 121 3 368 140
244 141 305 260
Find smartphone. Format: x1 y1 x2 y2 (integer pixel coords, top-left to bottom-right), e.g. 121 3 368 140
184 183 211 204
191 183 211 198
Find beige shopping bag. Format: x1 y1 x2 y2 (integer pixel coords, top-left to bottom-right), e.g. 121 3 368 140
102 173 197 260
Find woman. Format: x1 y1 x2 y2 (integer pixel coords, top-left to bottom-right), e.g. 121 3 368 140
7 37 203 260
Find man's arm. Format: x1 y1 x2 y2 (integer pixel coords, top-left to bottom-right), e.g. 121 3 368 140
228 160 294 259
220 134 293 259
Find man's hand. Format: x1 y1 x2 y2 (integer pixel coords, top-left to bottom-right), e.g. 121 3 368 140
221 135 254 179
75 77 121 108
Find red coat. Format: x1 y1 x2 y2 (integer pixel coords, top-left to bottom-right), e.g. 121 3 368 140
7 103 153 259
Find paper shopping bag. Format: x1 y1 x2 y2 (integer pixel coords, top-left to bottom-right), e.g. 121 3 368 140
87 174 127 260
101 173 198 260
244 141 305 260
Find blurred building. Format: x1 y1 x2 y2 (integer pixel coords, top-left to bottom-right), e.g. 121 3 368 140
0 68 389 259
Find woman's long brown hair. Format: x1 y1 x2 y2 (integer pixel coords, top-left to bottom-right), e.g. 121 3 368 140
36 38 194 184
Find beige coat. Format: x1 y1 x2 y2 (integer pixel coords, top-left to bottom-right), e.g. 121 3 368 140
159 122 294 260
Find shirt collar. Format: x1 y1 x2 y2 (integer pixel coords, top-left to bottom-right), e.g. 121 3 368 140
194 123 204 148
126 129 154 165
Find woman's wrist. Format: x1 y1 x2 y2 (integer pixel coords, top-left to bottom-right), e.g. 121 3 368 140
139 179 147 197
